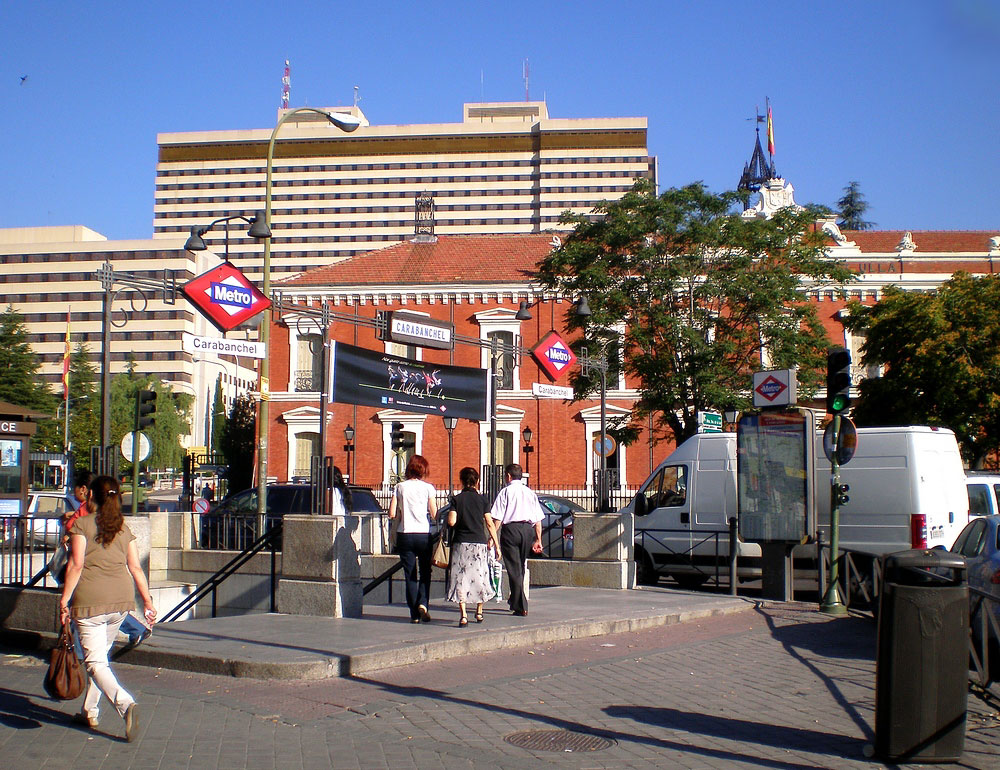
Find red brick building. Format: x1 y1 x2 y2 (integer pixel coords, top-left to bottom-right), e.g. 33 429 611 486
263 226 1000 493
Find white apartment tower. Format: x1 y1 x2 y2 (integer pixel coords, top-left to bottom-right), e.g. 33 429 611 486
153 101 656 277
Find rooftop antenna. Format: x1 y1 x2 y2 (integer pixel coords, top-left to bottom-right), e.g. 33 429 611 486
523 58 530 101
281 59 290 110
353 85 360 108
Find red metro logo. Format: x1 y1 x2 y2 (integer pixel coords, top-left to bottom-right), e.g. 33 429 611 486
182 263 271 332
531 330 578 381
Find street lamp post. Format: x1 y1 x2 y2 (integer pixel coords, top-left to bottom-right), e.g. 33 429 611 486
343 424 355 482
443 416 458 494
257 107 361 522
522 426 534 484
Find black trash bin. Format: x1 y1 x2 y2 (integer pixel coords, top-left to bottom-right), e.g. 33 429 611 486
875 549 968 763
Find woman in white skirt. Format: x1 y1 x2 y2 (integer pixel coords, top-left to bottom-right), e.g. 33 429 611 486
446 467 501 626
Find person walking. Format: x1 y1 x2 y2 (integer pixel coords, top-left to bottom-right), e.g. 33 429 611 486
59 476 156 741
388 455 438 623
446 467 501 627
329 466 352 516
490 463 544 616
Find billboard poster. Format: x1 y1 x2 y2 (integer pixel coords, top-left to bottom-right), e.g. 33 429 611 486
737 410 812 543
329 342 489 421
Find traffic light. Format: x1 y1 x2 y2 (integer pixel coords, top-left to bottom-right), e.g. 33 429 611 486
826 347 851 415
834 483 850 506
136 389 156 431
390 421 414 451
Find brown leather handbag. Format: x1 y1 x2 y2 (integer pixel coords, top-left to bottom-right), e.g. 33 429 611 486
44 621 86 700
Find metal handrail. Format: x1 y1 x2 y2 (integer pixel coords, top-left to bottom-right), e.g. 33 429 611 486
160 521 282 623
634 523 736 590
363 561 403 596
968 586 1000 688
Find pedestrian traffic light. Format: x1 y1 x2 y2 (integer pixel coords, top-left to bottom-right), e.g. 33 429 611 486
136 389 156 431
390 421 414 451
834 483 850 506
826 347 851 415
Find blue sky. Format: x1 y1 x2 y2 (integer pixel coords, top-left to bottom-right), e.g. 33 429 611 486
2 0 996 239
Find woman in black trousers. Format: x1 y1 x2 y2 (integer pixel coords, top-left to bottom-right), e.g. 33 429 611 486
388 455 438 622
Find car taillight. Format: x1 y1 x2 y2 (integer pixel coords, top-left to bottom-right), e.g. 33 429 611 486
910 514 928 549
563 524 573 540
991 568 1000 585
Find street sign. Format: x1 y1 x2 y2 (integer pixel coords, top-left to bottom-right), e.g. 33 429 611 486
531 330 577 381
193 497 211 514
385 311 454 351
823 417 858 464
531 382 574 399
593 434 617 457
120 432 151 463
181 262 271 333
698 411 723 433
752 369 798 408
182 332 265 359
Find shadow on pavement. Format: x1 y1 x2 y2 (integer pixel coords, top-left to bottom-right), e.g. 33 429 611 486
604 704 867 760
0 685 65 730
352 676 852 769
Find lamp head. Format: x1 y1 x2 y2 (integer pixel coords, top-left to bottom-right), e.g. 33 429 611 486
522 426 533 444
515 300 532 321
184 226 208 251
247 214 272 239
575 296 592 318
443 416 459 431
325 111 361 132
344 424 355 442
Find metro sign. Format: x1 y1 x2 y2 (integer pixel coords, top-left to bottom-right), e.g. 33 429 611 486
755 376 786 402
531 330 577 381
181 262 271 332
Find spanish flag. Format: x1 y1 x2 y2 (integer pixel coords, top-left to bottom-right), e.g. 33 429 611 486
766 103 775 156
62 309 71 397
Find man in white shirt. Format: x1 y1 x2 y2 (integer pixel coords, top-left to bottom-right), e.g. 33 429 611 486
490 464 544 616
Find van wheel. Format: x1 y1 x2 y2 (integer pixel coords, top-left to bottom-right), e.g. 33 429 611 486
672 573 709 590
636 551 659 586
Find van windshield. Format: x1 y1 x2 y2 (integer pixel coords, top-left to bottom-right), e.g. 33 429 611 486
640 465 687 513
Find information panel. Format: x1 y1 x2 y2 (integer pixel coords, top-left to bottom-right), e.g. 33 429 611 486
737 410 813 543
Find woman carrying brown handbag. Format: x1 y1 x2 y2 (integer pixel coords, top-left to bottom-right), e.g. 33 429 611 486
59 475 156 741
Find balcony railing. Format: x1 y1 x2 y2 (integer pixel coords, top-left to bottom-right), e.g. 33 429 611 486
294 370 318 392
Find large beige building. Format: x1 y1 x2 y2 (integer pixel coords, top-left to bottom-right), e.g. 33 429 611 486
153 101 656 277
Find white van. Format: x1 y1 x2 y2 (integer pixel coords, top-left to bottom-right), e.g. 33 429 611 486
967 473 1000 518
626 425 969 587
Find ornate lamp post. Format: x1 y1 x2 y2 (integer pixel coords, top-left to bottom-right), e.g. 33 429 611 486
443 416 458 494
522 426 534 483
257 108 360 520
343 424 356 481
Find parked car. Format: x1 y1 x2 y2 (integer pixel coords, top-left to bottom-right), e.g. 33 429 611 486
967 473 1000 518
199 483 383 549
950 514 1000 680
0 490 76 549
435 493 585 558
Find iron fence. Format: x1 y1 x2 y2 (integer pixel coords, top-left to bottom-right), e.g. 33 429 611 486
0 516 63 588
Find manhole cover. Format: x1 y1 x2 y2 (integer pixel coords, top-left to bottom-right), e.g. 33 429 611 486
504 729 615 753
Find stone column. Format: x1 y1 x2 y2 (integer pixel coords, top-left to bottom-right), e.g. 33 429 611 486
277 514 363 617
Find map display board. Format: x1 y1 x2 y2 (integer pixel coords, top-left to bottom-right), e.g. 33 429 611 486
737 410 814 543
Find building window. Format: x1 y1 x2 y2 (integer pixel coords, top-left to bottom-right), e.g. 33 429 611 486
475 309 524 392
293 432 320 480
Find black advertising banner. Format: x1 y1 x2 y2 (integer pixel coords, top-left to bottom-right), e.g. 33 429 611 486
329 342 489 421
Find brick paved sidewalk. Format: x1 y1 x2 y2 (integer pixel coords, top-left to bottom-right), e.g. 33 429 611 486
2 603 998 769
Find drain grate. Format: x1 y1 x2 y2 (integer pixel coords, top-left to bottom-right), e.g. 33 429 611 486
504 729 615 753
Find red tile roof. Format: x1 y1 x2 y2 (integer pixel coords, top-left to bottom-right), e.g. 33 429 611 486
841 230 997 253
280 234 558 286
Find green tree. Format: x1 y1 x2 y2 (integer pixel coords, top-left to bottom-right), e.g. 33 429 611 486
210 376 227 457
66 342 100 470
219 394 256 492
835 181 875 231
844 272 1000 468
537 180 854 447
110 373 192 473
0 305 59 450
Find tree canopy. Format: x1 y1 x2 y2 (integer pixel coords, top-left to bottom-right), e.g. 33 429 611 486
0 305 59 450
219 393 256 492
835 181 875 231
111 372 192 472
844 272 1000 468
536 180 854 447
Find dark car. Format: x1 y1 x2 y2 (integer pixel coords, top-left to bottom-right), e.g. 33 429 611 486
200 483 384 549
950 514 1000 679
436 493 585 558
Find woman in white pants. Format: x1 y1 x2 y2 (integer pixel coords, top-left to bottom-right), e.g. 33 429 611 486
59 475 156 741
